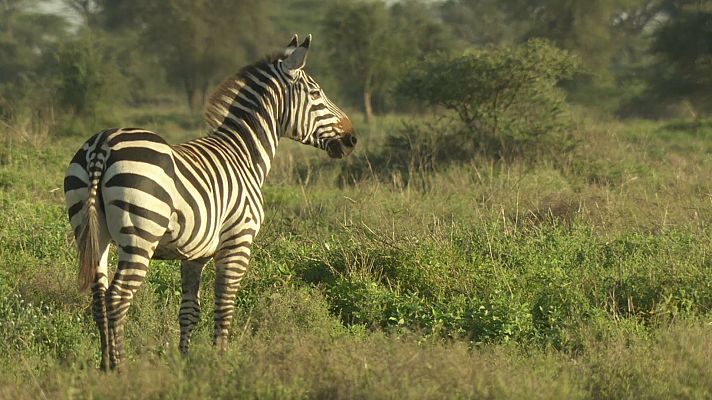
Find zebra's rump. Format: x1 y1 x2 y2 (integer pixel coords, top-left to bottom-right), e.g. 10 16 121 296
65 127 238 262
65 128 181 250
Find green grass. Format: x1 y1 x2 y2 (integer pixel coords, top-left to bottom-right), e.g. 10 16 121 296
1 108 711 398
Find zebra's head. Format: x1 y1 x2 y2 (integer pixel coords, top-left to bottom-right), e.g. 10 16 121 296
279 34 357 159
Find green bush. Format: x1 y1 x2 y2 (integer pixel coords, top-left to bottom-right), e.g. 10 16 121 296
397 39 580 161
54 33 126 133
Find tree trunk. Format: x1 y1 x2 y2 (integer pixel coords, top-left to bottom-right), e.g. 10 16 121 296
184 80 193 113
363 89 373 124
200 81 209 112
184 79 202 113
4 12 14 41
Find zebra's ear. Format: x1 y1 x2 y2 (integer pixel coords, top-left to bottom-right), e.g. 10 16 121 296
283 34 311 72
284 34 299 57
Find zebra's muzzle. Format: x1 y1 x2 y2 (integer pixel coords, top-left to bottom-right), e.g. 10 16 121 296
326 134 357 159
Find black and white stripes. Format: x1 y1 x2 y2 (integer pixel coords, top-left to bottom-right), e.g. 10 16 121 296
64 35 356 370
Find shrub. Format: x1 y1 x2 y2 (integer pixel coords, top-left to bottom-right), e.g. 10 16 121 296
397 39 580 161
53 33 126 133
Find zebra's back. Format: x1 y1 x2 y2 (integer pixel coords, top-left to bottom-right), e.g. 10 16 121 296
64 127 243 263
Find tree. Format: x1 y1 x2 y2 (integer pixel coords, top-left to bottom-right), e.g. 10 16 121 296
322 1 400 123
63 0 100 28
0 0 69 124
322 0 453 122
0 0 69 84
439 0 525 46
94 0 274 112
510 1 620 74
489 0 692 111
647 5 712 114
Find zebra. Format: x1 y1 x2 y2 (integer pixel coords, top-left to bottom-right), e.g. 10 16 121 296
63 34 357 371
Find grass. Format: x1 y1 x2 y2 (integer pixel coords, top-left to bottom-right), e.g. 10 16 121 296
1 106 711 398
4 320 711 399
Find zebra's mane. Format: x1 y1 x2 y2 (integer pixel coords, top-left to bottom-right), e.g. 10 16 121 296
204 53 286 132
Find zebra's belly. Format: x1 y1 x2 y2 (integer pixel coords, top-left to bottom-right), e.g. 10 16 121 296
152 242 187 260
152 228 220 261
152 231 189 260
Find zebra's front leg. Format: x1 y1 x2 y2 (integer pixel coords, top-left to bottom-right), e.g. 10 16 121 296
179 258 209 354
213 236 254 352
106 246 151 370
91 243 111 371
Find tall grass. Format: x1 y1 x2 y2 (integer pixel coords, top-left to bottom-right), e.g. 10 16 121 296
0 108 711 398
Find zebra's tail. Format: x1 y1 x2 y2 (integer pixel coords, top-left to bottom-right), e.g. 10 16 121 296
77 168 103 292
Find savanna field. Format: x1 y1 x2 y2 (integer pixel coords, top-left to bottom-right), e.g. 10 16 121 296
0 108 711 399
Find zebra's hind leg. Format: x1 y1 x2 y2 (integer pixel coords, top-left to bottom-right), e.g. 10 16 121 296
179 258 209 354
213 237 254 353
92 242 111 371
106 245 153 370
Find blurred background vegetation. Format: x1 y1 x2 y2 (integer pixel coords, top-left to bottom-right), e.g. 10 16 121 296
1 0 711 136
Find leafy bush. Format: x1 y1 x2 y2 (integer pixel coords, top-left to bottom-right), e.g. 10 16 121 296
397 39 580 160
53 33 126 132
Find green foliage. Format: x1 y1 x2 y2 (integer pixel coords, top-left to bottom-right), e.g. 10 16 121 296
54 33 126 130
439 0 525 46
398 39 580 160
322 0 453 120
512 0 617 73
647 10 712 113
254 221 711 349
0 292 87 361
321 1 402 122
5 0 712 124
249 286 344 337
0 2 69 137
436 0 669 112
115 0 273 112
0 1 68 84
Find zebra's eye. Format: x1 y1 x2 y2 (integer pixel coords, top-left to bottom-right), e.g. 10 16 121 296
310 90 321 100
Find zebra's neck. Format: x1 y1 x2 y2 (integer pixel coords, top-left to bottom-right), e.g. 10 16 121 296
204 64 288 187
